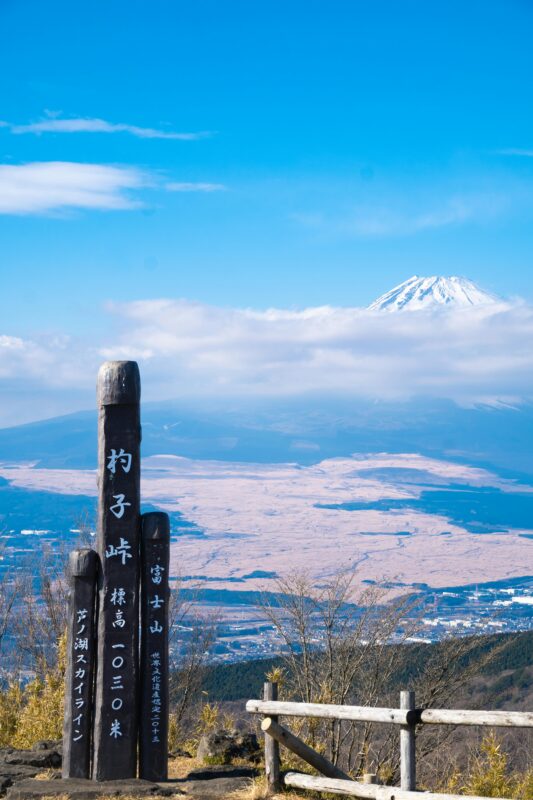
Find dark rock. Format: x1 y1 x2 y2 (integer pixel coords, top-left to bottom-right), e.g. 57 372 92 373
168 748 192 759
5 778 185 799
0 765 43 795
31 743 59 753
2 770 258 799
3 751 61 769
196 730 260 765
186 766 258 781
183 775 255 797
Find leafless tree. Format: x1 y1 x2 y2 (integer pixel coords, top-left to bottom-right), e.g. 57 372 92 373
261 569 506 783
167 578 216 745
10 541 70 677
0 542 22 681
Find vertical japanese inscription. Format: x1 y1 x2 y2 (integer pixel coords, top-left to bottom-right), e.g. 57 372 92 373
139 512 170 781
93 361 141 780
62 549 98 779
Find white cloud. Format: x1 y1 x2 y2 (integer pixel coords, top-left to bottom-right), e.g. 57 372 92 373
165 182 226 192
4 298 533 421
98 297 533 406
0 162 227 215
0 162 148 214
3 117 209 140
0 333 97 426
0 332 90 385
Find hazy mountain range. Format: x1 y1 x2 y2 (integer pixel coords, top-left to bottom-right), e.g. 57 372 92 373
0 274 529 429
1 276 532 603
0 275 530 476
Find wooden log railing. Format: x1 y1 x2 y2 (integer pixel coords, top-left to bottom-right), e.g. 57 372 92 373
248 683 532 799
283 772 510 800
246 698 533 728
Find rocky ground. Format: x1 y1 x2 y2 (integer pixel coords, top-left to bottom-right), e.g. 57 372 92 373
0 733 301 800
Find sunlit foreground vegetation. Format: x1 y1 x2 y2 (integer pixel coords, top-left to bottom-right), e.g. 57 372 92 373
0 543 531 797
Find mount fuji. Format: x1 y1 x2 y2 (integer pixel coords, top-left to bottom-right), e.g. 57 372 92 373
368 275 500 312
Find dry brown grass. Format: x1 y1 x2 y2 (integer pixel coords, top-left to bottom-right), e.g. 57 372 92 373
227 774 307 800
231 789 308 800
35 796 69 800
167 755 203 779
95 796 169 800
33 769 61 780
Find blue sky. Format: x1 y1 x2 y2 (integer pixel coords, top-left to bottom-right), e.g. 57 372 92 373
1 1 533 424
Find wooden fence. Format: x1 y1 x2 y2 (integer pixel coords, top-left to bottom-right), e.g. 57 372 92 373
247 682 533 800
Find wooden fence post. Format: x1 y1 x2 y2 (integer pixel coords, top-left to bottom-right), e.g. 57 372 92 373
62 548 98 779
92 361 141 780
139 511 170 781
264 681 281 793
400 690 416 791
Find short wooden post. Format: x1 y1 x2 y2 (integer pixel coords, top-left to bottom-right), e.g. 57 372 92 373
139 512 170 781
400 690 416 791
93 361 142 780
363 773 378 784
264 682 281 793
62 548 98 779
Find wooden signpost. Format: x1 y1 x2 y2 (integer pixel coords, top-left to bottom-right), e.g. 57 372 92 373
92 361 142 780
62 360 170 783
139 511 170 781
62 549 98 779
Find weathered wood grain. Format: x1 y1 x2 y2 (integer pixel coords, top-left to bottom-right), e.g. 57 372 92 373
263 683 280 794
62 549 98 779
93 361 141 781
247 700 533 728
284 771 510 799
246 700 411 724
96 360 141 406
400 690 416 791
139 512 170 782
285 772 375 798
419 708 533 728
262 717 351 781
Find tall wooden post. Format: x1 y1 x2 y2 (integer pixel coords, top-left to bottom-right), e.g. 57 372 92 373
264 681 281 794
139 512 170 781
400 689 416 791
62 549 98 779
93 361 141 780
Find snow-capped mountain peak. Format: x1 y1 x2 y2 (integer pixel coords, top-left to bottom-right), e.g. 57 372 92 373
368 275 499 312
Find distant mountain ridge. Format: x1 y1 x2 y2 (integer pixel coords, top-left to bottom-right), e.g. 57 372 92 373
368 275 500 312
1 398 533 478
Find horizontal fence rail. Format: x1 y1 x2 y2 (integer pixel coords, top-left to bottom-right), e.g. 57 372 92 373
284 772 510 800
418 708 533 728
247 699 413 724
246 699 533 728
